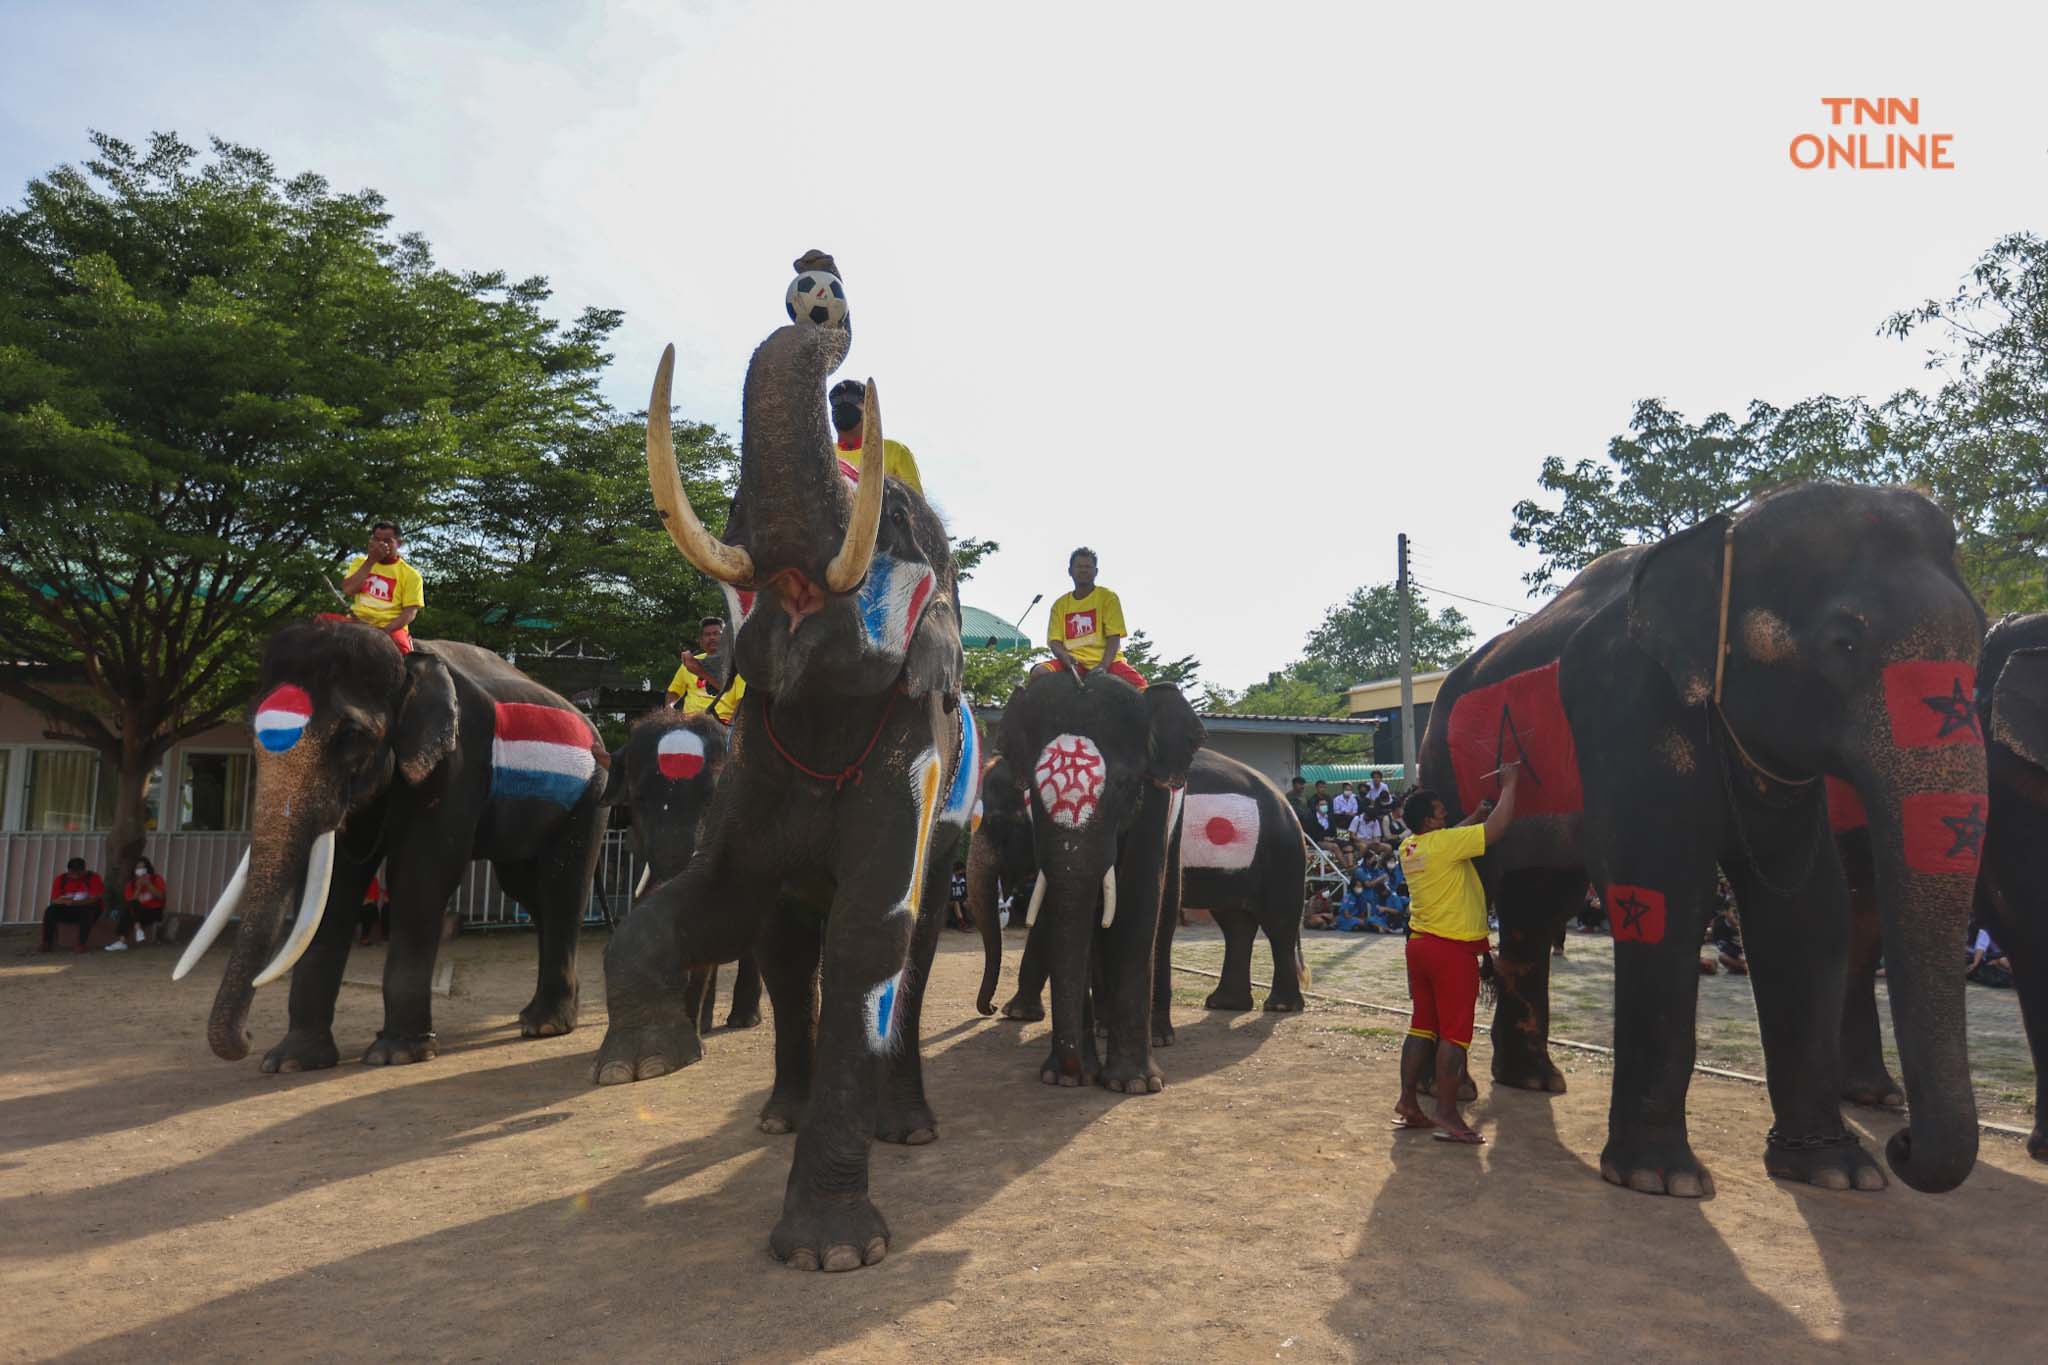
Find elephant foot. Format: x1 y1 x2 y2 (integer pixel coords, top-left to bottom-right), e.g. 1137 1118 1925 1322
1039 1041 1099 1088
875 1095 938 1146
771 1192 891 1273
1203 988 1255 1012
259 1029 339 1075
1417 1072 1480 1103
723 1010 763 1030
1764 1131 1887 1191
1000 994 1045 1022
1098 1055 1164 1094
1841 1071 1905 1110
361 1032 438 1067
1599 1134 1715 1198
1264 992 1306 1014
1151 1014 1175 1048
518 993 579 1039
590 1007 702 1085
758 1092 806 1135
2029 1127 2047 1163
1492 1049 1568 1094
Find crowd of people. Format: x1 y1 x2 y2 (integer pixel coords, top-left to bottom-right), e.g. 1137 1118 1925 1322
38 856 167 954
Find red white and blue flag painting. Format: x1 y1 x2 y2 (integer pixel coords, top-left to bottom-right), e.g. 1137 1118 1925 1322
491 702 598 808
254 685 315 753
857 553 934 656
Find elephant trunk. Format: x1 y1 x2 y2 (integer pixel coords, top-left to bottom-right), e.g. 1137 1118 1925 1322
968 833 1005 1015
1855 742 1986 1193
204 813 335 1062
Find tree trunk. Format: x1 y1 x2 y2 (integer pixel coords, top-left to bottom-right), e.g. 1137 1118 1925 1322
104 724 159 878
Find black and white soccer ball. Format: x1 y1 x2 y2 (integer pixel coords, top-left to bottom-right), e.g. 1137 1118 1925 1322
785 271 848 329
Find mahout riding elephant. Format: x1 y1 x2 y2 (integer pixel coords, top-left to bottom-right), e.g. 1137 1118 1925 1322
1417 483 1986 1196
975 748 1306 1027
593 326 979 1273
175 620 608 1070
1836 611 2048 1160
990 670 1205 1091
602 709 762 1031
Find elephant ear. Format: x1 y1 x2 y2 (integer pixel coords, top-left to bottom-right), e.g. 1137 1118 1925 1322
1991 647 2048 770
903 592 964 700
1627 513 1734 708
995 683 1034 777
1143 684 1206 786
394 652 460 785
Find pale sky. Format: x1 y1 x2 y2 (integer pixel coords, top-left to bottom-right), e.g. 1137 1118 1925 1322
4 0 2043 691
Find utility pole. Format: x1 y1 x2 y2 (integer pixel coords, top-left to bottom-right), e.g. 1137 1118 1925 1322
1397 532 1415 782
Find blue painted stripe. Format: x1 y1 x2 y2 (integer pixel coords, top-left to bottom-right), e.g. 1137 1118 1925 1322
858 555 896 647
492 766 591 808
942 715 978 822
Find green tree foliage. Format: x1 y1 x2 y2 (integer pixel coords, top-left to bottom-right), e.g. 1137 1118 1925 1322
0 131 620 864
1298 583 1472 688
1121 629 1201 690
961 643 1035 709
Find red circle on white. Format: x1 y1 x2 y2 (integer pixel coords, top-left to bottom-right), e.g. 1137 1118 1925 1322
656 729 706 781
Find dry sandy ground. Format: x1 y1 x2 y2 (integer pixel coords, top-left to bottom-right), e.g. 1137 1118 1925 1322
3 928 2045 1364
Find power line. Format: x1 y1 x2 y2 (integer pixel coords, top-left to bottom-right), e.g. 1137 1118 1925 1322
1411 579 1533 617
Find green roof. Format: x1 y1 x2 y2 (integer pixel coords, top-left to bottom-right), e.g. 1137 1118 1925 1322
1298 763 1415 786
959 604 1033 651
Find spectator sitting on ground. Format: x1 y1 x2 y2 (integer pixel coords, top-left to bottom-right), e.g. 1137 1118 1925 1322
1578 885 1607 934
41 857 105 954
1304 891 1337 931
106 857 167 951
1966 924 2013 987
947 862 971 931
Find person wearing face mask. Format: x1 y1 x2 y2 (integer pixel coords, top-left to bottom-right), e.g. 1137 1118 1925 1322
333 519 423 654
105 857 168 950
828 377 924 496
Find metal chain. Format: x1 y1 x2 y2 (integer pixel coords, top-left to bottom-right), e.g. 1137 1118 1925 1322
1767 1127 1863 1151
1710 711 1827 898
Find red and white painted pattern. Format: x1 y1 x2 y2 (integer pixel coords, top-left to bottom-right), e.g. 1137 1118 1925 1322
656 727 707 781
1181 793 1259 870
1035 733 1106 829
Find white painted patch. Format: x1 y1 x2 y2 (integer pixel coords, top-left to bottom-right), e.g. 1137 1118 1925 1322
1182 793 1260 870
1035 733 1106 829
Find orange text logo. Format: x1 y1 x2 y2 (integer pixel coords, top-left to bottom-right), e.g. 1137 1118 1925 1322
1790 98 1954 170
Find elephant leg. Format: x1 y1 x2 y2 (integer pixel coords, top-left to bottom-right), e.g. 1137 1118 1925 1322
1040 931 1099 1087
1726 824 1885 1192
1838 872 1902 1108
1204 907 1258 1013
1150 859 1180 1044
367 853 468 1066
1488 869 1577 1094
1261 885 1307 1014
493 822 599 1039
757 902 820 1135
1002 908 1050 1020
2000 926 2048 1162
727 955 765 1029
876 862 948 1144
1100 789 1172 1094
263 852 377 1074
592 842 760 1087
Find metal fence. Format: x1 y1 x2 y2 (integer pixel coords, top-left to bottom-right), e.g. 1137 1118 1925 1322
1 829 638 930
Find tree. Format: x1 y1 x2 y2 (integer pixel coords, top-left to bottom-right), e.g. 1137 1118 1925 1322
961 643 1034 709
1299 584 1472 687
951 534 997 583
1221 666 1366 764
0 131 619 868
1121 629 1201 690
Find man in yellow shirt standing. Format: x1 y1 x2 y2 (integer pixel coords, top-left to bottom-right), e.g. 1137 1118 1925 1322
665 617 743 724
337 521 423 654
1393 762 1520 1143
1039 547 1147 690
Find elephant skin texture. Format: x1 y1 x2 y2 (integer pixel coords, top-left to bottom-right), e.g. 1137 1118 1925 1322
198 621 607 1073
594 323 980 1273
1417 483 1987 1198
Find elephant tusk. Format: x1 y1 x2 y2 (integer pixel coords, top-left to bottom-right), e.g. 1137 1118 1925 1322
649 344 754 585
824 378 886 593
1024 871 1048 928
172 849 250 982
252 830 337 988
635 864 652 899
1100 868 1117 928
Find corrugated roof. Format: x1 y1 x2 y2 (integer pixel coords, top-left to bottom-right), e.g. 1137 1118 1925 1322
958 604 1033 650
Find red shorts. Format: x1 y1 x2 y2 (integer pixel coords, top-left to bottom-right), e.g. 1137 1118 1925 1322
1407 931 1486 1048
1039 657 1148 689
318 612 414 654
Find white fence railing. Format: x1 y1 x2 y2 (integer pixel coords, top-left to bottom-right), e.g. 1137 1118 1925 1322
1 830 638 929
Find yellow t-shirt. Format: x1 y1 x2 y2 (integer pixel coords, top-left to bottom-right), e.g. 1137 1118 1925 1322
1047 588 1127 669
1398 824 1490 942
668 665 744 723
838 437 924 497
345 555 424 629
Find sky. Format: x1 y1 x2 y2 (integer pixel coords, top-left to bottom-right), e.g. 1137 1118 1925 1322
4 0 2044 691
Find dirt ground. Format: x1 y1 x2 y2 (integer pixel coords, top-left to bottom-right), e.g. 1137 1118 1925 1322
4 926 2045 1364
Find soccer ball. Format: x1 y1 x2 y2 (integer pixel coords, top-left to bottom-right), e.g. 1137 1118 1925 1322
785 271 848 329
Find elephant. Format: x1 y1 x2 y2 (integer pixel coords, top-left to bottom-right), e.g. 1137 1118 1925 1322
1416 482 1986 1196
592 325 979 1273
973 748 1307 1026
1836 611 2048 1160
602 709 762 1031
174 620 609 1071
990 669 1206 1092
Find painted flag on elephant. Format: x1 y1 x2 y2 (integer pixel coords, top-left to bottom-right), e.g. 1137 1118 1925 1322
1182 793 1259 870
1445 661 1584 819
491 702 598 808
939 713 980 826
254 685 314 753
656 727 707 781
857 553 935 655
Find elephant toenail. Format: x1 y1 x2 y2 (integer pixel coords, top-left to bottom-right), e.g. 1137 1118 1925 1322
786 1248 819 1271
823 1245 862 1273
863 1237 887 1265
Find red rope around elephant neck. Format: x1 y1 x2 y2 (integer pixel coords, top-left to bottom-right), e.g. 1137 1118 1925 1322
761 687 899 791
